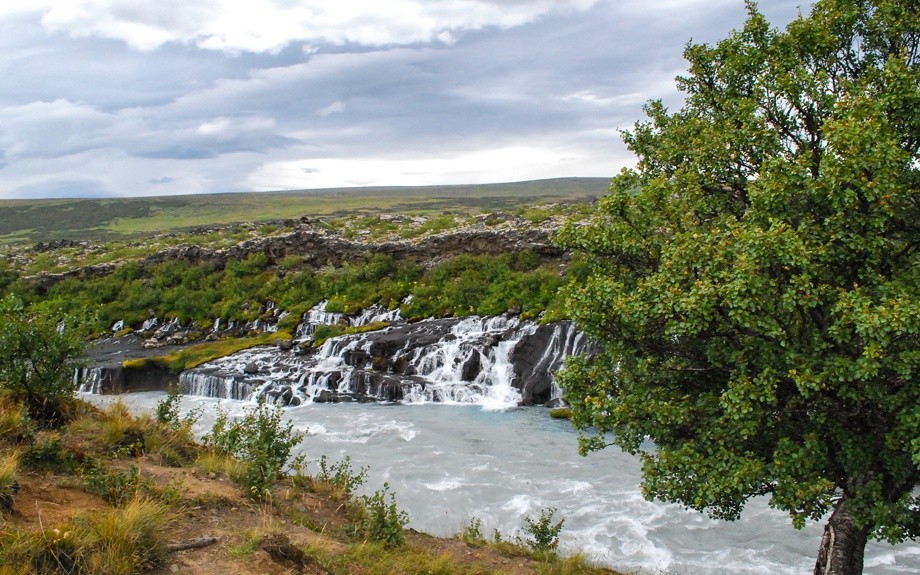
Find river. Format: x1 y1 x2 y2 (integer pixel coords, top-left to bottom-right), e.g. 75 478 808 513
91 392 920 575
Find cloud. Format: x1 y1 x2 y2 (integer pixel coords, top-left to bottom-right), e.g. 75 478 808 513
317 101 345 117
0 1 813 199
39 0 601 53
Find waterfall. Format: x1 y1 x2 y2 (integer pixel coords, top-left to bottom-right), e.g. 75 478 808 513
177 310 588 409
294 300 346 339
180 370 253 400
349 304 401 327
75 367 105 394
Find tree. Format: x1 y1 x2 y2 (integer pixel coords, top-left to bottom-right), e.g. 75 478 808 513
555 2 918 574
0 297 84 427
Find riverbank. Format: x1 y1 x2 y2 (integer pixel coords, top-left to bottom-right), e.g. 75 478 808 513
0 393 622 575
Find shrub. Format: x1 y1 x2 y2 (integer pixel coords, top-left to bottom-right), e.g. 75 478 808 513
459 517 484 544
361 483 409 548
205 400 306 500
154 385 201 431
316 455 367 501
520 507 564 553
81 463 148 506
21 436 77 473
0 298 83 427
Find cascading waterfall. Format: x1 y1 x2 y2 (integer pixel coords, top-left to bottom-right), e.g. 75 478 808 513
180 312 584 409
349 304 401 327
74 367 105 394
294 300 345 339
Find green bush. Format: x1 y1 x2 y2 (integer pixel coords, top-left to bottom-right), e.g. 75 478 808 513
361 483 409 548
81 463 149 506
21 436 77 473
520 507 564 553
205 400 306 500
459 517 485 544
154 386 200 430
0 298 83 427
316 455 367 501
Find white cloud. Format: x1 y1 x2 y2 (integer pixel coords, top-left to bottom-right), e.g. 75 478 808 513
244 142 621 191
38 0 601 53
317 101 345 117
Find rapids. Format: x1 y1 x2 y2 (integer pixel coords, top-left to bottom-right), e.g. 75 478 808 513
92 392 920 575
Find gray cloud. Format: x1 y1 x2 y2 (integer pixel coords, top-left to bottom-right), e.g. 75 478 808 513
0 1 811 198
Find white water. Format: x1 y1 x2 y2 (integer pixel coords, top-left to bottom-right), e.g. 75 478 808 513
182 315 582 407
91 392 920 575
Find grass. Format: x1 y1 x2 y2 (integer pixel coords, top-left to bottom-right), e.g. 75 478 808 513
65 498 171 575
311 321 390 347
0 392 631 575
123 331 291 373
549 408 573 419
0 178 606 245
0 451 19 512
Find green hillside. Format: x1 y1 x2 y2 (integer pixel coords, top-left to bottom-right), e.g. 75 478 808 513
0 178 606 244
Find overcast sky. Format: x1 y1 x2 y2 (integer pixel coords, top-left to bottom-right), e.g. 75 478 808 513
0 1 811 199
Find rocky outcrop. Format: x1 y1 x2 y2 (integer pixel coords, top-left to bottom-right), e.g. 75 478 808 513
29 218 565 291
77 363 177 395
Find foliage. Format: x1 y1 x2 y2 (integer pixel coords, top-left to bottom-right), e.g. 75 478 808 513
154 385 201 432
21 436 77 473
520 508 564 553
204 400 307 500
360 483 410 548
316 455 368 501
459 517 485 544
81 463 148 506
0 298 84 427
557 0 919 570
155 386 184 428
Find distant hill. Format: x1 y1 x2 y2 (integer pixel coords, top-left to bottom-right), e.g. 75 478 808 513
0 177 608 244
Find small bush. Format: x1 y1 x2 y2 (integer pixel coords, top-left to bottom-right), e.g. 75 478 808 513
459 517 484 544
520 507 564 553
21 436 77 473
205 400 306 500
316 455 367 501
0 298 83 428
153 385 201 445
361 483 409 548
82 463 149 506
154 386 184 428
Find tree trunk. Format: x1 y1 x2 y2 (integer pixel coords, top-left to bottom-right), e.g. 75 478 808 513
813 499 870 575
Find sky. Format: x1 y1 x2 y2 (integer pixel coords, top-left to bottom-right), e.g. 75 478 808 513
0 0 811 199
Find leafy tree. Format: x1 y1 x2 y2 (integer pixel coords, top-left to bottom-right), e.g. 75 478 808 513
0 297 84 426
556 2 918 574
